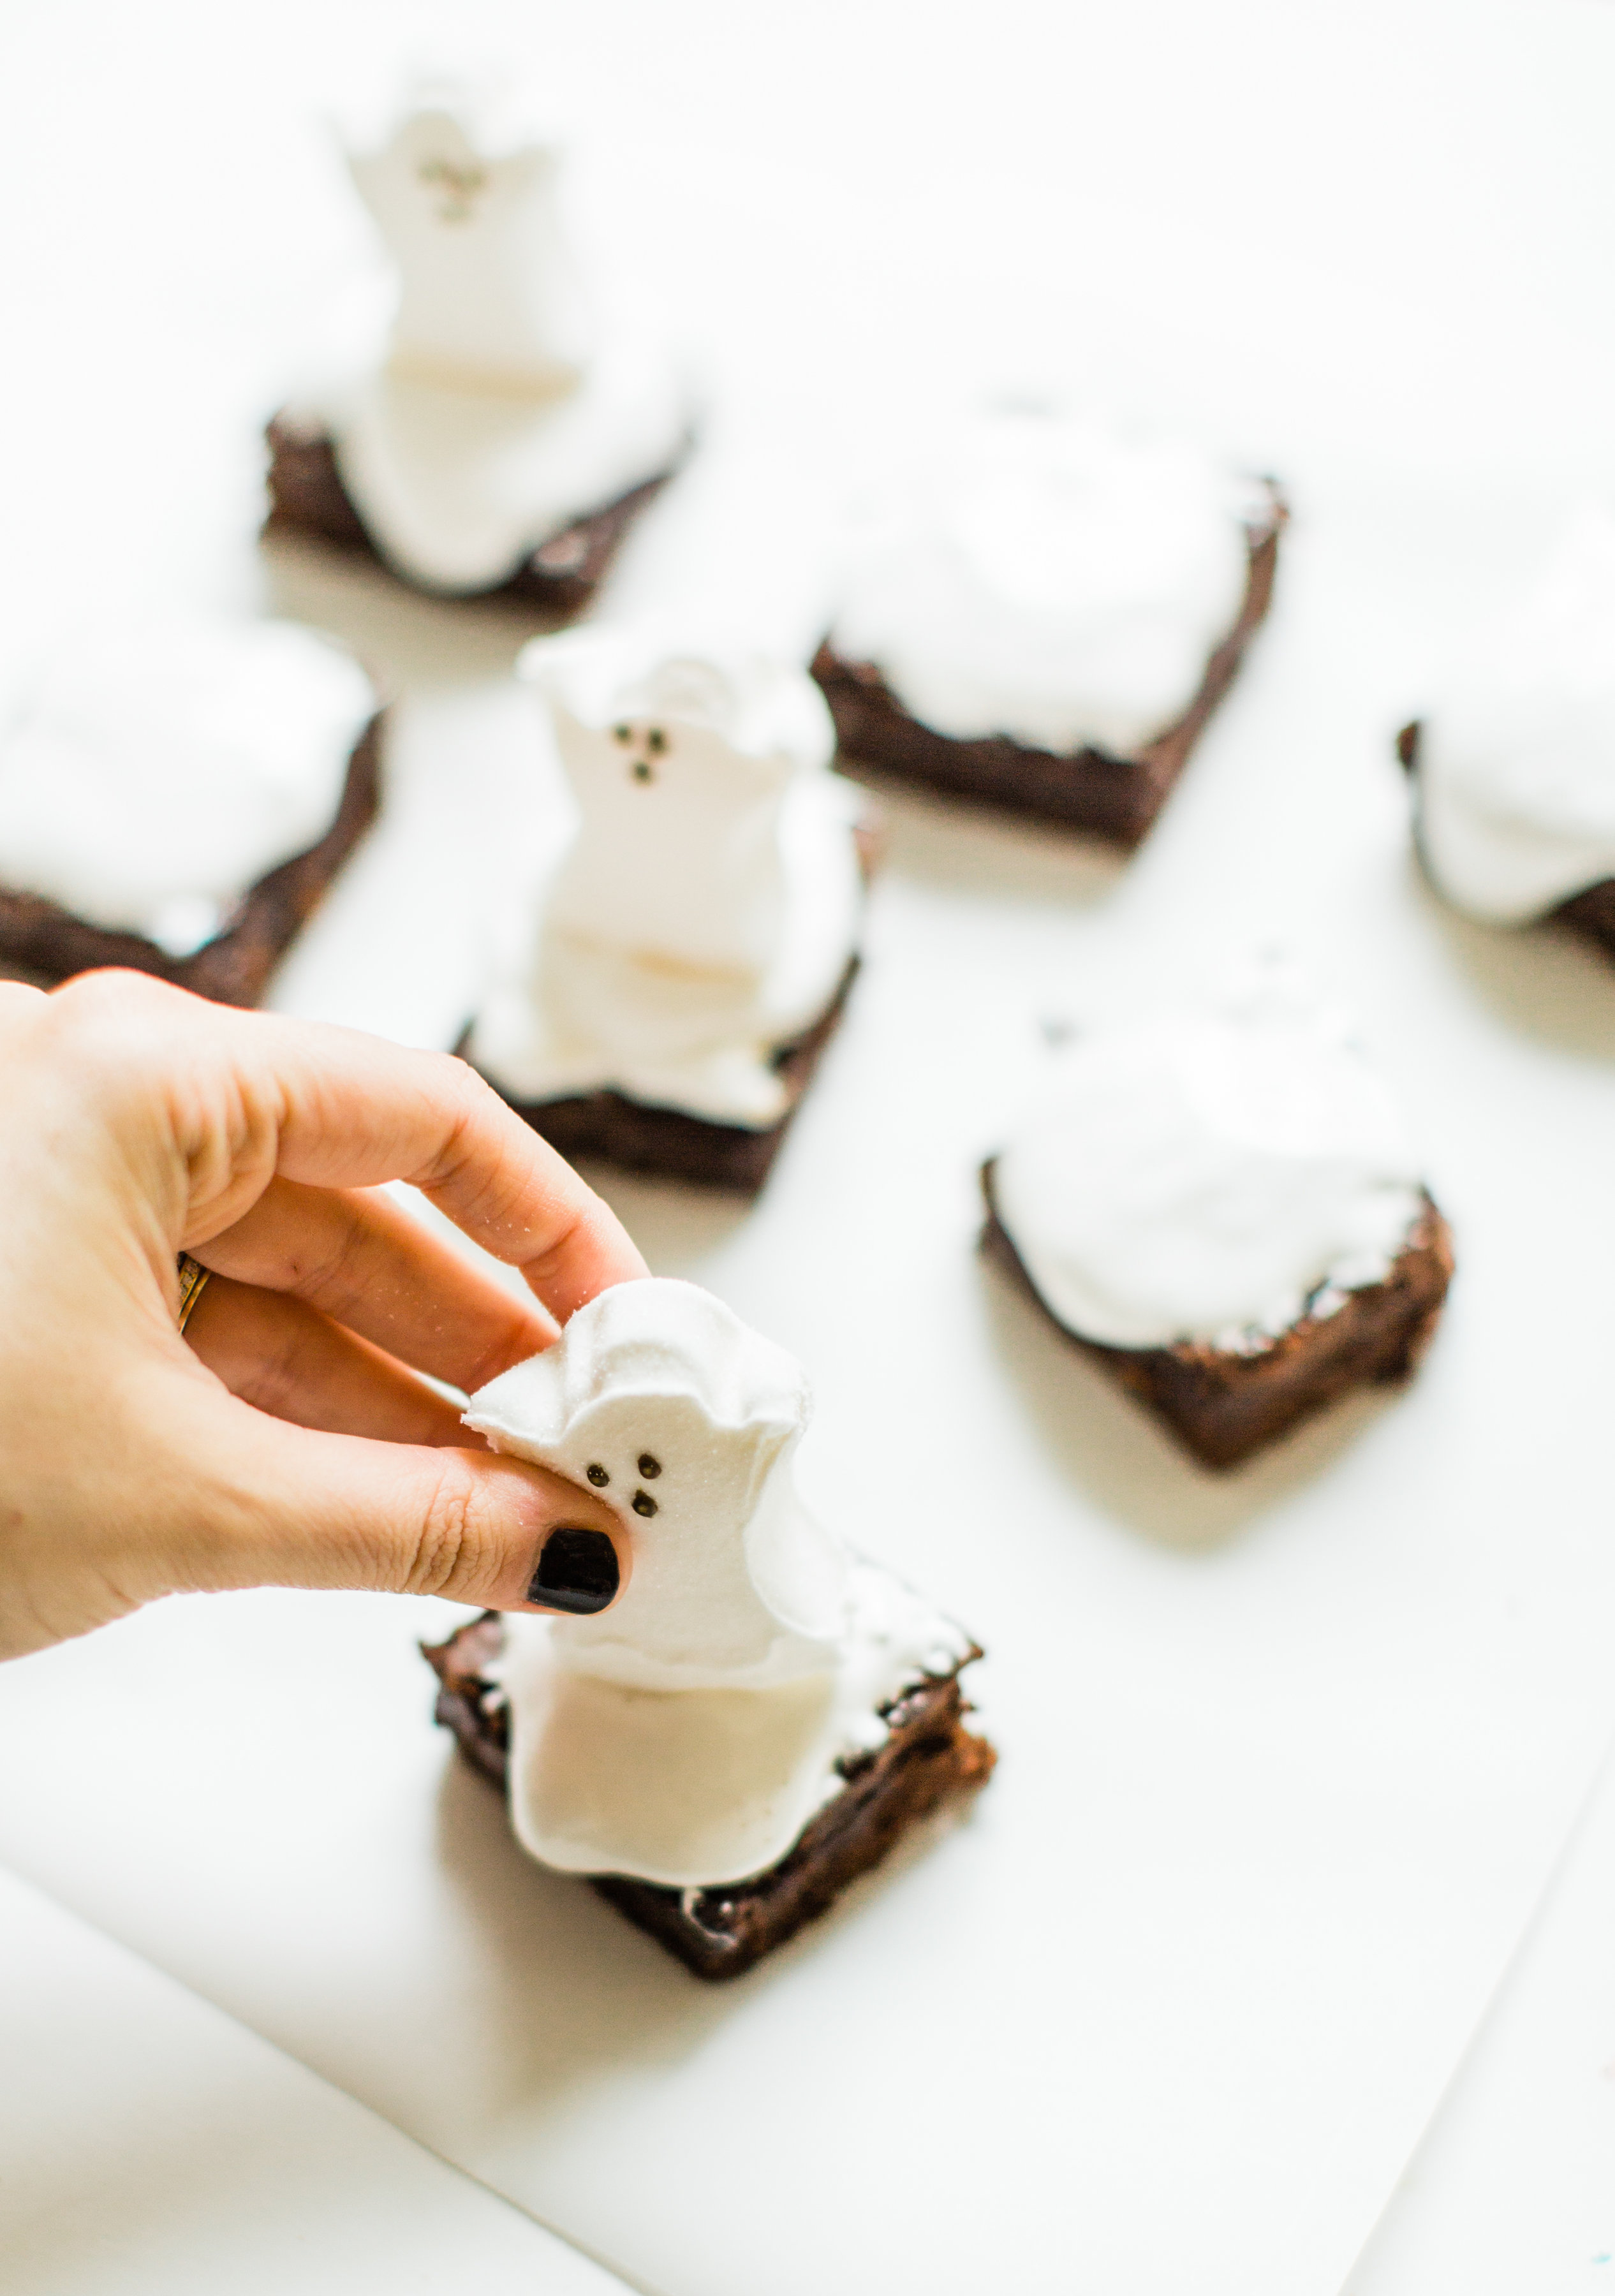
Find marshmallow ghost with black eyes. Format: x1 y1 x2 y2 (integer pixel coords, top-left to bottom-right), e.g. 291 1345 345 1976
348 93 593 397
318 86 690 596
463 1279 859 1885
469 623 864 1124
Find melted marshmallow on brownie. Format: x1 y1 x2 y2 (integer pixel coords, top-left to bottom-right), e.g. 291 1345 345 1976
470 624 863 1126
465 1279 971 1889
829 405 1261 754
992 971 1426 1350
293 87 688 596
1417 503 1615 924
0 615 374 955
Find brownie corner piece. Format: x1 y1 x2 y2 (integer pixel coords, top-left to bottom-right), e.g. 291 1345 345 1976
1550 875 1615 961
262 411 673 616
812 479 1287 848
480 952 861 1195
502 1082 794 1196
981 1159 1454 1471
0 712 382 1008
422 1612 995 1982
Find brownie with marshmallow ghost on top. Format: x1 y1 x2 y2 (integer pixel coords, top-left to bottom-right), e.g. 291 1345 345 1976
466 623 875 1192
424 1278 994 1980
265 82 690 612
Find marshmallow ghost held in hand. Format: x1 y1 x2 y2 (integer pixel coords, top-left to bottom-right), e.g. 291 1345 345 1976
470 628 864 1125
465 1280 972 1888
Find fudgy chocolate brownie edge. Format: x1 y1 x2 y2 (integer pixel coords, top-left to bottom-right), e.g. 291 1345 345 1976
813 482 1287 847
0 714 383 1009
982 1160 1454 1471
469 819 882 1194
424 1611 994 1982
488 953 860 1195
263 415 677 616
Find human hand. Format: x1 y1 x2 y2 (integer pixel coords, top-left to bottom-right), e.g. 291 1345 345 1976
0 971 647 1660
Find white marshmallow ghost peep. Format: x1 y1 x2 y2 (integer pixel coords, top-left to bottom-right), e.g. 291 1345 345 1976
470 626 864 1125
348 96 594 396
464 1280 972 1887
308 84 688 594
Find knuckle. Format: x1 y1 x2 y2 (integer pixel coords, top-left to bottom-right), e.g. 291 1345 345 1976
520 1201 585 1284
48 968 179 1054
0 980 45 1035
426 1070 536 1214
459 1311 550 1395
52 967 161 1019
405 1457 498 1599
273 1189 364 1307
41 973 219 1138
314 1191 384 1303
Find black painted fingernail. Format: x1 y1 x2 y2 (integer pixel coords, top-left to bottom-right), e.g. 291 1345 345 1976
528 1527 619 1614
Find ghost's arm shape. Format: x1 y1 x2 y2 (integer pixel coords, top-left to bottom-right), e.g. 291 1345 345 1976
743 1459 849 1642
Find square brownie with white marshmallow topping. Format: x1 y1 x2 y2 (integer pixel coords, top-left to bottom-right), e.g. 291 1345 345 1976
0 615 381 1007
813 405 1285 847
982 967 1454 1469
424 1278 994 1979
264 88 688 610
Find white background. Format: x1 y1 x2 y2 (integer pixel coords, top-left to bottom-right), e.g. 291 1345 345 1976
0 1866 628 2296
3 2 1615 2290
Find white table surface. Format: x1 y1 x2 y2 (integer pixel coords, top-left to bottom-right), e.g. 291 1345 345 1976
0 1865 633 2294
4 1 1615 2290
1346 1746 1615 2295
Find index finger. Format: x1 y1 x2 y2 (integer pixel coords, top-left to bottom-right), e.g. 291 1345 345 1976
57 975 648 1327
246 1017 648 1323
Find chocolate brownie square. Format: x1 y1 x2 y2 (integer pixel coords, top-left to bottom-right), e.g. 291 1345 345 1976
814 482 1286 847
263 415 677 618
480 952 857 1196
424 1610 995 1982
0 714 382 1009
473 819 880 1195
983 1159 1454 1471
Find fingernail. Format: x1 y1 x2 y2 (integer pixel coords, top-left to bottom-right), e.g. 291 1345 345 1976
528 1526 620 1614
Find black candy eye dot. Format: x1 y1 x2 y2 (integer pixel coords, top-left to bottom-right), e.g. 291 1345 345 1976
632 1490 658 1517
612 724 631 745
585 1463 610 1487
637 1453 661 1478
631 760 653 783
646 726 668 754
